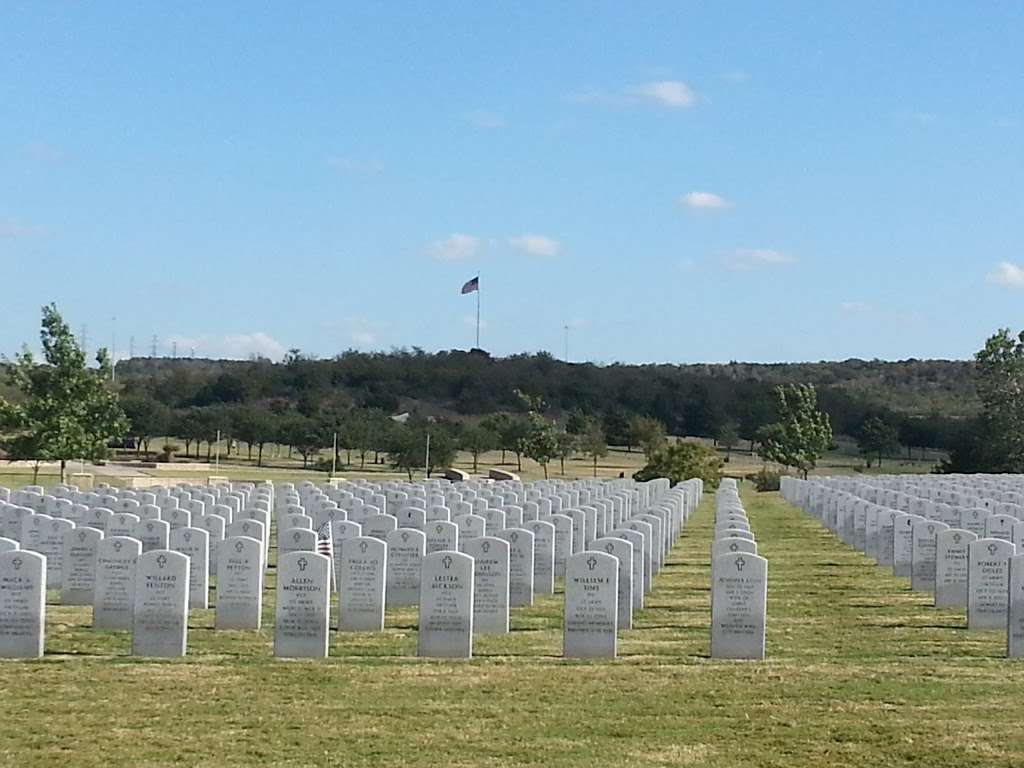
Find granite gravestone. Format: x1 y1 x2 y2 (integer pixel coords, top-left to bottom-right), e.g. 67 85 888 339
274 551 331 659
563 551 618 659
132 549 189 657
417 550 474 658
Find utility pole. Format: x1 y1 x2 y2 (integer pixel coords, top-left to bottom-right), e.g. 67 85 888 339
563 324 570 362
171 341 177 359
80 324 88 360
151 335 158 358
129 335 135 359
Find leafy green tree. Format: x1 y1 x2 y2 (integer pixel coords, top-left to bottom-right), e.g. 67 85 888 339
630 415 667 459
481 413 513 463
579 420 608 477
524 413 559 479
389 424 457 480
634 442 723 488
602 409 633 450
757 383 833 479
232 406 277 466
856 416 900 468
460 423 497 473
493 415 531 472
716 419 740 461
556 431 577 475
973 328 1024 471
564 409 590 435
0 304 128 482
120 394 170 455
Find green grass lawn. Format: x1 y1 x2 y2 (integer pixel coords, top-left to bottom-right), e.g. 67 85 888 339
2 486 1020 767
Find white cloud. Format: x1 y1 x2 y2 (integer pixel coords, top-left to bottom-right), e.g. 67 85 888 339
509 234 562 258
466 110 506 130
987 262 1024 288
166 332 287 361
0 217 45 238
723 248 796 272
840 301 873 313
428 233 484 262
679 191 731 210
635 80 697 108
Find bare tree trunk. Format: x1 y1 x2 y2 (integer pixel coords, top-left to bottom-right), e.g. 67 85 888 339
258 443 264 467
60 458 67 483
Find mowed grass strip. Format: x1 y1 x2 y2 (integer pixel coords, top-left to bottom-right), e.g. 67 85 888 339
3 488 1024 767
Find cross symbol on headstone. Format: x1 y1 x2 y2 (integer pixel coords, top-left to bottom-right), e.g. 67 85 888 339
735 557 747 572
359 541 368 553
988 543 999 556
157 554 167 569
481 541 490 553
587 556 597 571
235 541 244 553
605 543 614 554
442 555 453 569
293 532 301 542
953 533 962 544
436 524 443 533
12 557 22 571
79 531 86 541
401 532 409 543
297 557 308 571
113 541 122 552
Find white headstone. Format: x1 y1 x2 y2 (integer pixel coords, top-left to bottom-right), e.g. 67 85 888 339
62 526 103 605
385 528 426 608
274 551 331 659
710 552 767 660
94 536 141 630
0 550 45 658
215 536 264 630
967 538 1015 630
417 550 474 658
563 551 618 659
337 537 387 631
132 549 188 657
461 536 509 635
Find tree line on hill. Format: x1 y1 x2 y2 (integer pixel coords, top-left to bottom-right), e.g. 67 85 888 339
1 305 1015 483
108 349 968 464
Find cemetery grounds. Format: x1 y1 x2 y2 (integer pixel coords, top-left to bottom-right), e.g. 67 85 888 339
3 484 1022 767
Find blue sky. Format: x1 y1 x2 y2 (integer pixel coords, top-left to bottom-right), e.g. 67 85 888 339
1 2 1022 365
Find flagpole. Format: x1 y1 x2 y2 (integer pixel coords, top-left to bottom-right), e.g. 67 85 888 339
475 272 481 349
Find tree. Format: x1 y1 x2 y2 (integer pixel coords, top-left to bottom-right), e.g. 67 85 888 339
973 328 1024 471
856 416 900 468
120 395 170 455
0 304 128 482
524 413 558 479
757 383 832 479
579 420 608 477
481 413 513 463
630 415 667 459
232 406 276 466
555 431 577 475
389 424 457 480
634 442 723 488
460 424 497 473
602 409 632 450
493 415 531 472
716 419 740 462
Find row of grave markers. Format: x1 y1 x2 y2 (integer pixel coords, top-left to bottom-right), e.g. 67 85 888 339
782 474 1024 656
0 476 703 659
710 479 767 660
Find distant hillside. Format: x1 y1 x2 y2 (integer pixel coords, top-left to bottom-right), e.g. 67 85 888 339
112 352 978 445
685 359 977 417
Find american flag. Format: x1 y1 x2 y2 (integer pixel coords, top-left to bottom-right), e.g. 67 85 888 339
461 276 479 294
316 521 333 559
